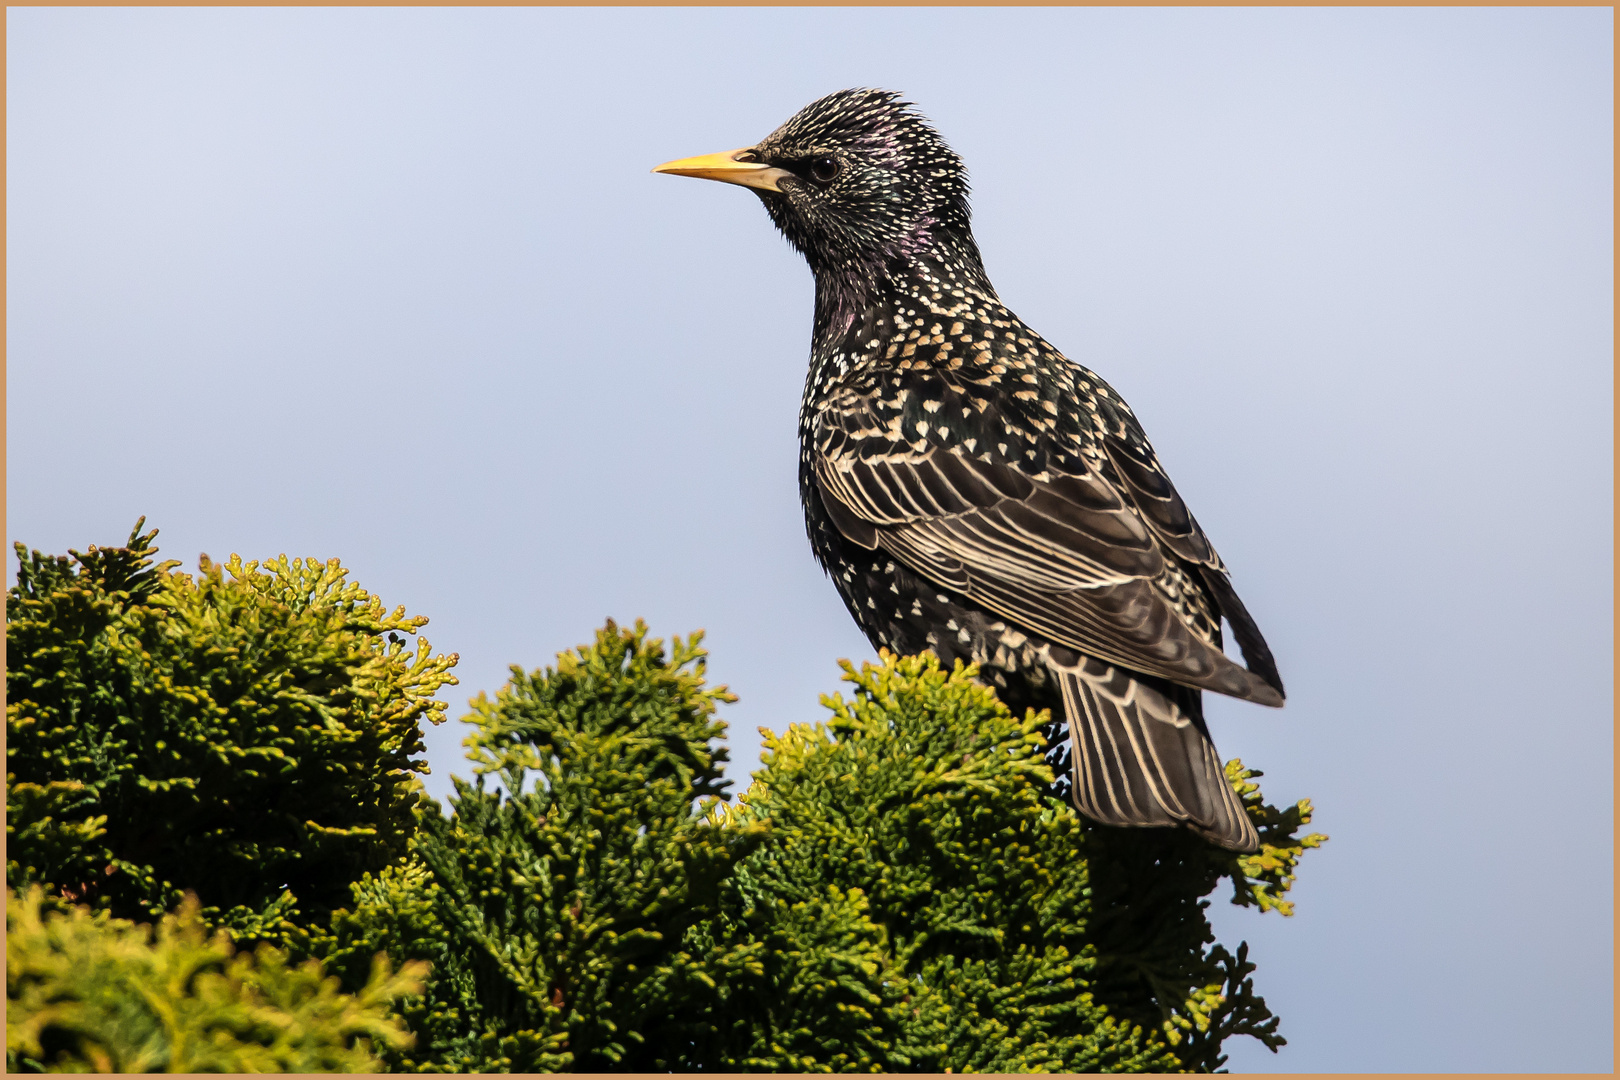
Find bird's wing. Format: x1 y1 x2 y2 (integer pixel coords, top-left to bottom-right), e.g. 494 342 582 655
812 384 1283 705
1099 421 1285 698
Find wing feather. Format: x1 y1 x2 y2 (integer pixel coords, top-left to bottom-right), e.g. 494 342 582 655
815 424 1284 704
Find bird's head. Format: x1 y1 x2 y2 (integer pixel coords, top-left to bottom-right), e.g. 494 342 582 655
656 89 983 298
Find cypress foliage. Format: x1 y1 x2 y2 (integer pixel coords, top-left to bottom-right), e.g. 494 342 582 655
6 522 1325 1072
5 520 459 941
728 653 1176 1071
316 620 773 1071
6 885 424 1072
343 631 1322 1072
718 652 1322 1072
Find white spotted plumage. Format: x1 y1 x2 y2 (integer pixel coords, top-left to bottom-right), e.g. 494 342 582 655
666 88 1285 853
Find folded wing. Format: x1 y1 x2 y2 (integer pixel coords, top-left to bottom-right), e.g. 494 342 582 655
814 415 1284 706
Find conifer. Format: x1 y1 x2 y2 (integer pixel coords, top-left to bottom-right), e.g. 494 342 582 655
7 522 1325 1072
5 521 458 941
6 885 423 1072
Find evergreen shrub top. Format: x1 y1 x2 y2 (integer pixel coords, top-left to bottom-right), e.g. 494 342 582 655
333 626 1323 1073
7 885 425 1073
6 521 459 938
6 522 1325 1073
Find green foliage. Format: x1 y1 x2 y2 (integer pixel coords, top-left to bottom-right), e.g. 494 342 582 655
6 885 425 1073
319 620 769 1071
6 520 458 941
7 520 1325 1072
335 632 1322 1073
1227 764 1328 918
725 652 1166 1071
722 651 1307 1072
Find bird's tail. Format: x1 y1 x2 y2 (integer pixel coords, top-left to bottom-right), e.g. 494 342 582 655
1058 656 1257 853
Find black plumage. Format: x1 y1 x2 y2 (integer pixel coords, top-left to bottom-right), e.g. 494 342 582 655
656 89 1283 852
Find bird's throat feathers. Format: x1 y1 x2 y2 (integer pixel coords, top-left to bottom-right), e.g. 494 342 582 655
809 230 993 351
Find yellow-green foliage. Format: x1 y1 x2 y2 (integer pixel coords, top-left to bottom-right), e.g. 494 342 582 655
6 886 426 1072
5 521 458 940
1227 763 1328 918
320 621 769 1072
7 521 1325 1072
728 652 1183 1072
335 632 1323 1073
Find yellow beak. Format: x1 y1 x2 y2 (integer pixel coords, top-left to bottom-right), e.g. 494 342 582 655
652 148 791 193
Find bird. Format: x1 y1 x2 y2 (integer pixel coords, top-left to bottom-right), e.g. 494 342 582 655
654 89 1283 852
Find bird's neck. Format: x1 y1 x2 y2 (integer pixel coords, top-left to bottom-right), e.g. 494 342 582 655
809 232 995 355
801 236 1005 419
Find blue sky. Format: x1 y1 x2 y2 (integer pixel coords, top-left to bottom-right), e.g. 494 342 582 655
8 7 1612 1071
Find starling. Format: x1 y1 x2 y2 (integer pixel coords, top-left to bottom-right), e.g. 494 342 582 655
655 89 1283 852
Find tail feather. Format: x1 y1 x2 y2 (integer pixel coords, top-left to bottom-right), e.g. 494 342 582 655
1059 657 1257 853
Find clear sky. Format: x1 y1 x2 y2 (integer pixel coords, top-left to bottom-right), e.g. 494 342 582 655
7 7 1612 1071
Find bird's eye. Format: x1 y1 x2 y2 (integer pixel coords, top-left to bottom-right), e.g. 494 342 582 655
808 155 840 183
